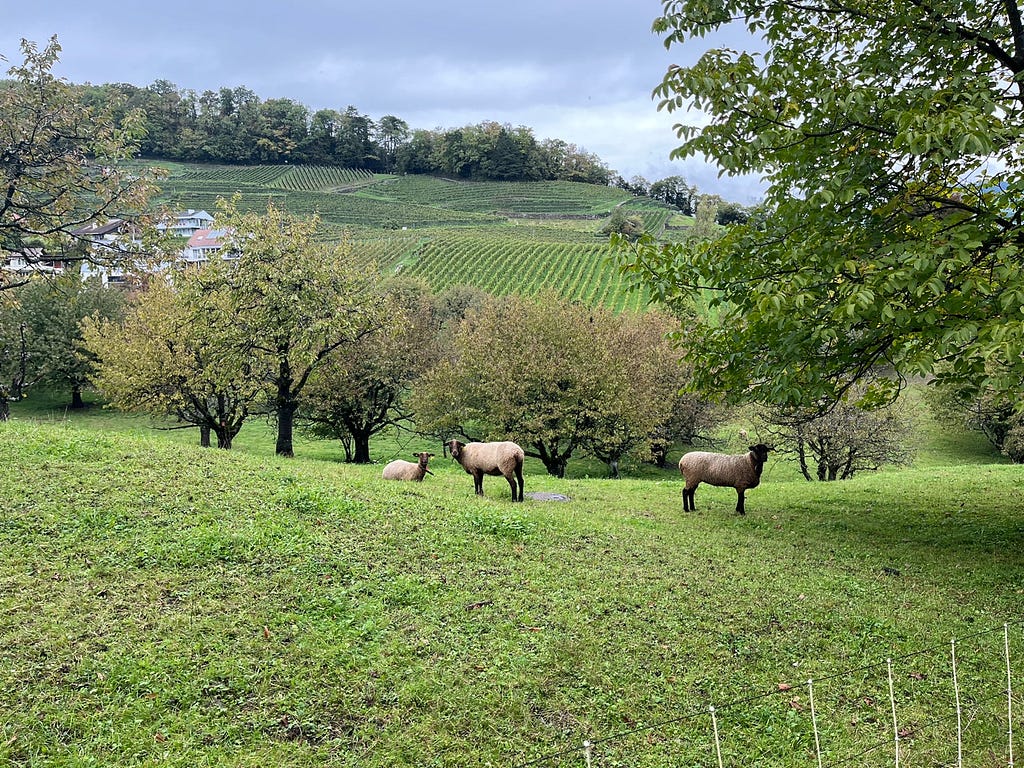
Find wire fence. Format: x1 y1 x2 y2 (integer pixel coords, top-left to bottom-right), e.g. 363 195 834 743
515 620 1023 767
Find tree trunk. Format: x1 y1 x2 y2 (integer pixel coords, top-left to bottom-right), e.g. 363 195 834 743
276 400 297 457
199 425 211 448
352 431 372 463
535 442 569 478
70 384 85 410
0 398 9 422
215 424 238 450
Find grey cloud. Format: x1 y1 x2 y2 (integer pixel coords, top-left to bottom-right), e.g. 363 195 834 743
3 0 767 200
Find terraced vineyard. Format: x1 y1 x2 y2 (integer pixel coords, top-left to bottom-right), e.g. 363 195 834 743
134 160 684 310
619 198 677 237
361 174 632 215
395 234 651 312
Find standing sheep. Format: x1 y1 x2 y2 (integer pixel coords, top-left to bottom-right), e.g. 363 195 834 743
446 439 525 501
678 443 771 515
382 452 434 482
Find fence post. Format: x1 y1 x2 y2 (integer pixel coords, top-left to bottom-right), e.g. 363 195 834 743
952 639 963 768
1007 624 1015 768
710 705 724 768
888 658 900 768
809 678 823 768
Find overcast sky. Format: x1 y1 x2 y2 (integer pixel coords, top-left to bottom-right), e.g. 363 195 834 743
2 1 767 203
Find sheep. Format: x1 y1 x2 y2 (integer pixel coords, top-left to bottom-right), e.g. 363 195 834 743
382 452 434 482
446 439 525 501
678 443 771 515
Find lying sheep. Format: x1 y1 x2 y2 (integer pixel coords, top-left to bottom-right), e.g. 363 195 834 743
678 443 771 515
446 439 525 501
382 452 434 482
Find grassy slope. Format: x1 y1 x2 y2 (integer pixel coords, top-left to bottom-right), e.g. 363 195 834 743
2 397 1022 767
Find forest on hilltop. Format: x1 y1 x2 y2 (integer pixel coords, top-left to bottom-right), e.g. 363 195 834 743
77 80 614 185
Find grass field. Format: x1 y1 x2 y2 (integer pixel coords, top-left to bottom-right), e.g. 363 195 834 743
137 161 666 310
2 389 1021 767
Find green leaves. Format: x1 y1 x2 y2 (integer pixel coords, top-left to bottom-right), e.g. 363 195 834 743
1 37 160 288
635 0 1024 407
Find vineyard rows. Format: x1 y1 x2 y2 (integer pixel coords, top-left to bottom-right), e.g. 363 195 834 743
395 235 650 312
136 161 677 312
156 182 502 230
273 166 375 191
365 176 633 215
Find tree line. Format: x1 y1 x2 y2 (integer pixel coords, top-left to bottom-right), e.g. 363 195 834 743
9 195 1016 476
71 198 722 472
78 80 614 184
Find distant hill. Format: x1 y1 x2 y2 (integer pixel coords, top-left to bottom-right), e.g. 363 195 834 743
141 161 688 311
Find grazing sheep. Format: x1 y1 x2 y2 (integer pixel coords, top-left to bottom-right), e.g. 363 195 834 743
382 452 434 482
446 439 525 501
678 443 771 515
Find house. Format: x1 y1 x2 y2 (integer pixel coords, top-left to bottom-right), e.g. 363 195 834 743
4 208 230 285
72 218 142 285
159 209 215 239
182 228 234 265
1 247 64 280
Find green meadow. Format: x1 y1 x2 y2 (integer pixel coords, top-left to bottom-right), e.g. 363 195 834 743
2 389 1021 767
3 164 1020 766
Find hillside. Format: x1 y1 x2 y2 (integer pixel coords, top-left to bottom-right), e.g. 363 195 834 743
1 411 1021 767
145 162 678 311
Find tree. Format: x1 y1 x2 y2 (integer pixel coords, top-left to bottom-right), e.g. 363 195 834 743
395 129 438 175
483 127 529 180
927 382 1024 463
336 106 376 169
16 272 126 409
211 198 386 456
257 98 309 163
375 115 410 173
302 279 440 462
82 275 262 449
688 194 722 241
649 175 697 215
0 292 31 421
716 203 750 226
760 383 916 481
414 294 624 478
618 1 1024 410
1 37 158 291
600 207 645 240
584 311 718 477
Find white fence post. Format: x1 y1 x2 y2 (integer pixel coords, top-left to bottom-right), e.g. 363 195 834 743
710 705 724 768
952 639 963 768
1007 624 1015 768
809 678 823 768
888 657 900 768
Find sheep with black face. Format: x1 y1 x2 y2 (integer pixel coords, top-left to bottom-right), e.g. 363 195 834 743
446 439 525 501
678 443 771 515
382 452 434 482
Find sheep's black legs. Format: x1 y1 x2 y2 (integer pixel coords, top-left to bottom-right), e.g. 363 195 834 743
683 487 696 512
736 490 746 515
507 469 524 502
